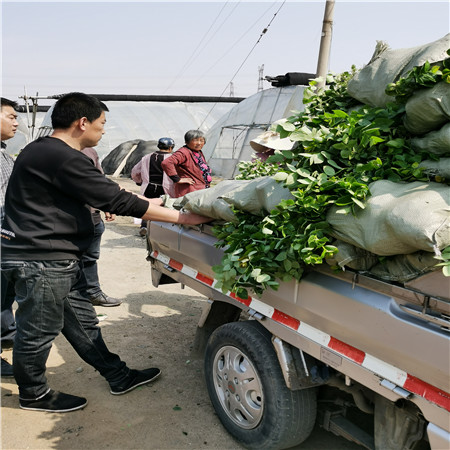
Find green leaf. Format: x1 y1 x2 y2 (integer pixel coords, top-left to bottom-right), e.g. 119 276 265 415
251 268 261 277
275 252 287 261
279 121 296 132
369 136 384 147
311 153 325 164
256 274 271 283
323 166 335 176
327 159 343 170
333 109 348 118
335 206 352 215
273 172 288 181
296 168 314 179
352 197 366 209
286 174 296 186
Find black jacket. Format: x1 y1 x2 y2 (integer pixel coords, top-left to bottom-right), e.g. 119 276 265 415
1 136 148 260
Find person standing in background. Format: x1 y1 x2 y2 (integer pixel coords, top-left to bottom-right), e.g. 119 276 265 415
80 147 121 307
131 137 175 237
161 130 211 198
0 97 19 378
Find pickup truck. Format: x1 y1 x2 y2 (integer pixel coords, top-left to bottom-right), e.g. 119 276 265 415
147 221 450 450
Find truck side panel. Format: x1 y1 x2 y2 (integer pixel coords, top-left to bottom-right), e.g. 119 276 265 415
149 222 450 394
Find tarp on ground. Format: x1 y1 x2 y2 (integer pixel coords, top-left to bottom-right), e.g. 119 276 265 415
102 140 159 177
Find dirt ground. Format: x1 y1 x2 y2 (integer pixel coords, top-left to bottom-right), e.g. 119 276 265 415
1 177 362 450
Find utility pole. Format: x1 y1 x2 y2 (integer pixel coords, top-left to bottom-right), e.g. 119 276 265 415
316 0 335 89
229 82 235 97
258 64 265 92
21 88 40 143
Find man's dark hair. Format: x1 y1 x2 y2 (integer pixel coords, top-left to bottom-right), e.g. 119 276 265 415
51 92 109 129
1 97 18 110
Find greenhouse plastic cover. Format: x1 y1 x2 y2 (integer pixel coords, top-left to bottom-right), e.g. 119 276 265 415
32 100 236 161
202 86 306 179
5 86 306 177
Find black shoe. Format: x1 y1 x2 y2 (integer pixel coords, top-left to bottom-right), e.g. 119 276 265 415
110 368 161 395
139 227 147 237
90 292 122 307
19 389 87 412
1 358 14 378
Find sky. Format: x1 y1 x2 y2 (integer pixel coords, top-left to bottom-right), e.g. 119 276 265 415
1 1 449 104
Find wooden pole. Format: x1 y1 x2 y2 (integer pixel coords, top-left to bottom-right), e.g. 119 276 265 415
316 0 335 89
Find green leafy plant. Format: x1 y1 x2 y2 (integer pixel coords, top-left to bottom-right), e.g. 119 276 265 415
213 63 448 298
385 50 450 102
435 246 450 277
235 158 279 180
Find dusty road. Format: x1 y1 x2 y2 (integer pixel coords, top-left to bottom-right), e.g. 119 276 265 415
1 177 362 450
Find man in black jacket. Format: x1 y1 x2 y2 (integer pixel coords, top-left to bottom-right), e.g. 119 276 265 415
0 97 19 378
1 92 210 413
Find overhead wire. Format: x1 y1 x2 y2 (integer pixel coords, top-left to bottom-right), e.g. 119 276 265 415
163 1 238 94
198 0 287 129
185 1 280 93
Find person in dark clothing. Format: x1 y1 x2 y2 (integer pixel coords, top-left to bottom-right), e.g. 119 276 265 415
80 147 121 307
131 137 175 237
0 92 210 413
0 97 19 378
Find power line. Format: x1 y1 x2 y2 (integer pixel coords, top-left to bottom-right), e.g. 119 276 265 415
184 1 279 93
163 1 237 94
198 0 287 129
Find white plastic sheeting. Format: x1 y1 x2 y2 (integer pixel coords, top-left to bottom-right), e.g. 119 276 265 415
202 86 306 179
36 100 236 161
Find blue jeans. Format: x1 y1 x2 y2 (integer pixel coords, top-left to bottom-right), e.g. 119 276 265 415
1 271 16 352
1 259 129 400
80 220 104 298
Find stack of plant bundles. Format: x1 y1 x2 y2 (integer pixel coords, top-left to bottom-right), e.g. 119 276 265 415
161 34 450 296
326 34 450 283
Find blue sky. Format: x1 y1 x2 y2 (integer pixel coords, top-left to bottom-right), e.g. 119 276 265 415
1 1 449 102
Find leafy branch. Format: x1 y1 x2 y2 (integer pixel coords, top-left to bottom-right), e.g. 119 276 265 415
435 246 450 277
385 50 450 102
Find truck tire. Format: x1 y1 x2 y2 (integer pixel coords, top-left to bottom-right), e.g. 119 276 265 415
204 320 317 450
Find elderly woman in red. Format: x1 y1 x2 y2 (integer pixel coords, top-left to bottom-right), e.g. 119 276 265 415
161 129 212 198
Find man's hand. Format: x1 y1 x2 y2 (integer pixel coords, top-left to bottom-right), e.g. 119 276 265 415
104 212 116 222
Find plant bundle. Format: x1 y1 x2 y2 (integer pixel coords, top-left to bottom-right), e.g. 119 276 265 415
213 59 450 299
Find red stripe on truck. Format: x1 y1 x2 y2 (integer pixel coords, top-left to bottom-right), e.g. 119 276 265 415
404 374 450 412
169 259 183 271
272 309 300 330
196 273 214 286
229 292 252 307
328 337 366 364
